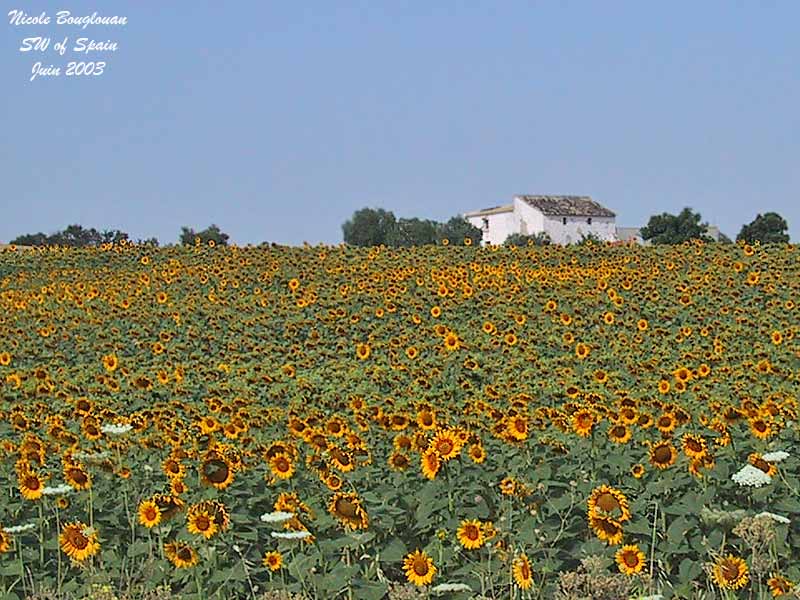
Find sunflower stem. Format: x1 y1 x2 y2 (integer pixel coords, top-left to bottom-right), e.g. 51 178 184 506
37 501 44 567
648 499 658 592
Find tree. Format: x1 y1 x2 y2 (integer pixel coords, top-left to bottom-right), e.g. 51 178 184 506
385 218 439 247
504 232 552 247
342 208 397 247
10 232 49 246
737 212 789 244
11 225 132 247
437 216 483 246
640 208 712 245
180 224 230 246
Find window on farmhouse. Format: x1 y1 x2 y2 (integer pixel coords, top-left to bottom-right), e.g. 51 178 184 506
482 218 489 230
562 217 567 225
587 217 592 225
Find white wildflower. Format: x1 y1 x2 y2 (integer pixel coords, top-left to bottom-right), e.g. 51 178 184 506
271 530 311 540
756 511 790 524
3 522 37 534
762 451 789 463
260 511 294 524
73 450 110 461
432 583 473 593
42 484 74 496
100 423 132 435
731 464 772 487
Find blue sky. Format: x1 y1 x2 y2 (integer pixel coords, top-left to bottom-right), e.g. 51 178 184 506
2 2 799 245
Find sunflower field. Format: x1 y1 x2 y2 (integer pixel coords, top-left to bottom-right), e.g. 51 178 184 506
0 239 798 600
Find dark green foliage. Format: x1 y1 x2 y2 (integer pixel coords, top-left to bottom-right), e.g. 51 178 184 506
385 218 439 247
342 210 482 247
504 232 552 246
737 212 790 244
640 208 712 244
341 208 397 247
180 224 230 246
436 216 483 246
11 225 130 247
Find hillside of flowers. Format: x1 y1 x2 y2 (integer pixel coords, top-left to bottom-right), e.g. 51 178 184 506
0 239 798 600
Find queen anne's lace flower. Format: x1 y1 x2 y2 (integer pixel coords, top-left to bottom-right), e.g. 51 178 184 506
756 511 790 524
100 423 133 435
42 484 74 496
271 530 311 540
761 450 789 463
731 465 772 487
259 511 294 523
432 583 472 593
4 522 37 534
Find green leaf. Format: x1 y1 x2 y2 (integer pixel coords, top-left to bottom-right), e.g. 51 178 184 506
380 537 407 563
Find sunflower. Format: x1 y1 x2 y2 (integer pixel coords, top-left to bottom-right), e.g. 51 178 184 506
0 527 10 554
575 342 590 359
681 433 708 459
631 463 645 478
767 575 794 596
200 454 235 489
102 354 118 372
615 544 646 575
587 485 631 522
456 519 485 550
18 469 46 501
443 331 461 352
655 413 677 434
138 499 162 528
418 445 442 479
64 464 92 491
430 430 460 461
607 423 631 444
403 549 436 586
356 343 371 360
263 550 283 571
59 522 100 561
328 492 369 531
416 409 436 430
468 443 486 464
657 379 670 394
589 514 624 545
268 453 295 480
749 417 773 440
187 509 218 539
649 441 678 469
512 553 533 590
711 555 749 590
388 452 411 471
164 541 199 568
572 409 595 437
505 415 528 441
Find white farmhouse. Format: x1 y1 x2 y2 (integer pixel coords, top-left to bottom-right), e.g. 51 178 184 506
465 195 617 245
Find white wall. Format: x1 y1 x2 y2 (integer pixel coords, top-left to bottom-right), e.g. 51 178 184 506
466 211 518 245
543 215 616 245
513 198 546 236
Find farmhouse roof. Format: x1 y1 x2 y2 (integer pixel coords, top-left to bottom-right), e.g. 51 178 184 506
516 195 616 218
463 204 514 217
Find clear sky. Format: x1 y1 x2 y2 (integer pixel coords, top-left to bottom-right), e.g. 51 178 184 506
2 2 799 245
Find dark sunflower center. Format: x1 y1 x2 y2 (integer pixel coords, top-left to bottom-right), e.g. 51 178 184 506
195 516 210 530
596 492 620 513
721 560 740 580
654 446 672 463
413 557 429 576
203 459 230 483
335 498 358 518
624 551 639 567
465 525 480 540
